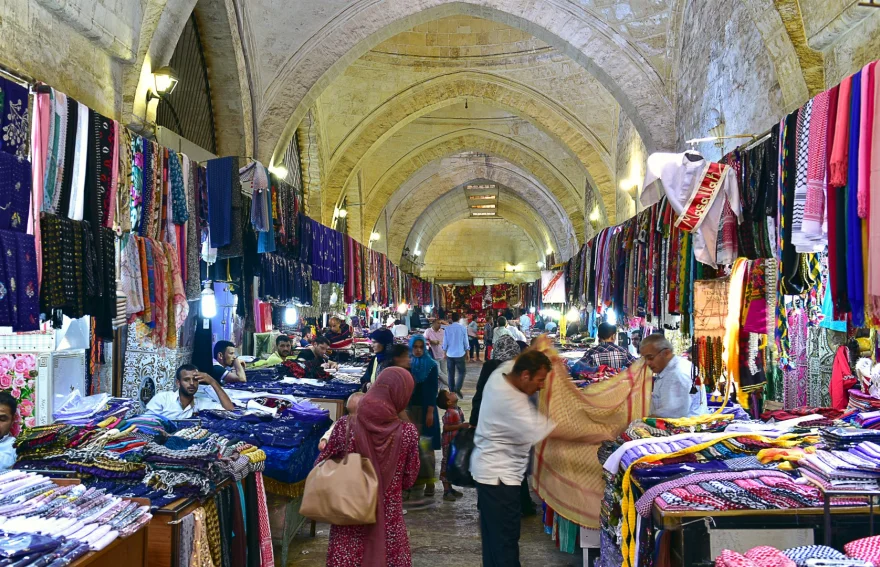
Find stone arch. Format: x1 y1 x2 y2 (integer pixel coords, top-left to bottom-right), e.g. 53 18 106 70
361 129 586 243
380 157 578 261
320 71 612 226
124 0 254 156
402 185 556 268
258 0 675 166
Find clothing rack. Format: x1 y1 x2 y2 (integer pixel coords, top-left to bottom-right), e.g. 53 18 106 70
0 62 35 89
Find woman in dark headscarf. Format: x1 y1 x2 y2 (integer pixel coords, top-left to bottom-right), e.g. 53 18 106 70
407 334 441 497
361 328 395 389
469 334 523 427
318 367 420 567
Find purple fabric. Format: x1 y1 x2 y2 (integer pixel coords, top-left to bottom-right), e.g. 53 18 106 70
14 233 39 331
0 230 18 329
0 152 31 233
635 469 792 517
846 70 864 327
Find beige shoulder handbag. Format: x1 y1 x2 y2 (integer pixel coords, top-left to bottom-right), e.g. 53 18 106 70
300 417 379 525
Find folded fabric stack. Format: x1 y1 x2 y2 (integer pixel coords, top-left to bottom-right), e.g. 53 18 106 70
228 372 362 400
0 471 152 561
856 411 880 430
195 406 330 484
848 389 880 413
716 545 873 567
797 446 880 490
821 427 880 450
52 391 137 428
844 535 880 566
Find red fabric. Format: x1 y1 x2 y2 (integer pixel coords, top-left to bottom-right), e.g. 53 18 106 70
354 367 415 567
845 535 880 566
716 550 759 567
830 345 857 409
744 546 795 567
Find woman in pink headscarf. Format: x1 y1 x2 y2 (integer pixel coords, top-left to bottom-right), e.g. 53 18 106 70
317 367 420 567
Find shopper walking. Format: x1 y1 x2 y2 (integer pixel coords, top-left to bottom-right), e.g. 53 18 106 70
484 315 495 360
361 328 395 389
467 315 481 362
424 319 447 382
318 367 420 567
407 335 441 497
471 350 557 567
441 313 469 398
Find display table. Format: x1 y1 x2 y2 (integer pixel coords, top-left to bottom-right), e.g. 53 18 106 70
70 525 149 567
263 478 308 567
653 504 875 566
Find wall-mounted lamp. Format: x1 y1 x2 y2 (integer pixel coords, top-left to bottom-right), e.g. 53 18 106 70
268 164 288 178
537 261 545 268
369 232 381 242
413 249 421 257
152 66 179 97
336 208 348 218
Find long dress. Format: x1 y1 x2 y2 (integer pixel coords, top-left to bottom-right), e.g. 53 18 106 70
318 416 420 567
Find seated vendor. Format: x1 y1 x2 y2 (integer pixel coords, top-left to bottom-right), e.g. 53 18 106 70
210 340 247 384
146 364 236 419
640 334 704 418
324 317 353 349
253 335 294 367
0 392 17 470
297 336 338 379
580 323 637 371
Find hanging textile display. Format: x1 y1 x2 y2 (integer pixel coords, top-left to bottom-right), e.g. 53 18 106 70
541 270 566 303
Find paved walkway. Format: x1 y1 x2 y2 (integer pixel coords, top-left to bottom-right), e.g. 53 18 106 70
286 360 580 566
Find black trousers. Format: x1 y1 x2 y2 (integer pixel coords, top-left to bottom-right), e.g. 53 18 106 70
476 481 522 567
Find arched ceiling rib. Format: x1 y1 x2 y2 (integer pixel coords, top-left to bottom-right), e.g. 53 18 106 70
253 0 676 165
319 71 612 227
379 156 577 261
402 183 555 268
359 129 585 244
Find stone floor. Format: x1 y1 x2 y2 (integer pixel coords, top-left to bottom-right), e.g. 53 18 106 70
286 359 581 566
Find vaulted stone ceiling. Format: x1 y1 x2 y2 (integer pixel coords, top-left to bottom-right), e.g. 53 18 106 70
263 7 665 281
14 0 877 283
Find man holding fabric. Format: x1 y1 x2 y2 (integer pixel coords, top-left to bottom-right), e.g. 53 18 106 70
640 334 705 418
471 350 557 567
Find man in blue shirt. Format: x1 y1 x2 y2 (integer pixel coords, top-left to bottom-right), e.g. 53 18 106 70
442 312 470 398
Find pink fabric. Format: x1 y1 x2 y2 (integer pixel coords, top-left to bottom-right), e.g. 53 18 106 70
253 473 275 567
716 550 759 567
744 546 795 567
859 62 875 219
845 535 880 566
872 61 880 302
353 367 415 567
30 92 51 290
803 89 830 235
830 75 853 188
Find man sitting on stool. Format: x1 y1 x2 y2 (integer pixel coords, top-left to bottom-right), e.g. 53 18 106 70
146 364 236 419
209 340 247 384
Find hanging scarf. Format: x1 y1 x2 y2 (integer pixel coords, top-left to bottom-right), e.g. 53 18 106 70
408 335 437 384
846 70 865 327
829 75 853 188
791 98 815 253
169 152 189 224
870 63 880 309
802 89 830 237
0 77 29 159
206 157 235 248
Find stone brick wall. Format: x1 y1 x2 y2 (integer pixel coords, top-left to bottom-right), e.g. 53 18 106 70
675 0 787 162
420 217 540 282
0 0 131 117
615 114 647 223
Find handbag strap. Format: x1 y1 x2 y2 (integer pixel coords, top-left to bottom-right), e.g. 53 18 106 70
341 415 355 458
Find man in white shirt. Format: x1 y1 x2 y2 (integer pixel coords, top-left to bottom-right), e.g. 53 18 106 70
424 319 447 380
471 350 557 567
146 364 236 419
392 319 409 338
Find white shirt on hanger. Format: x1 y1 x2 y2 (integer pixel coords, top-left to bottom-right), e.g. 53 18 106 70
641 152 742 267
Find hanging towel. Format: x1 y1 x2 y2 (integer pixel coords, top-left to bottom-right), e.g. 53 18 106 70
829 76 852 188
